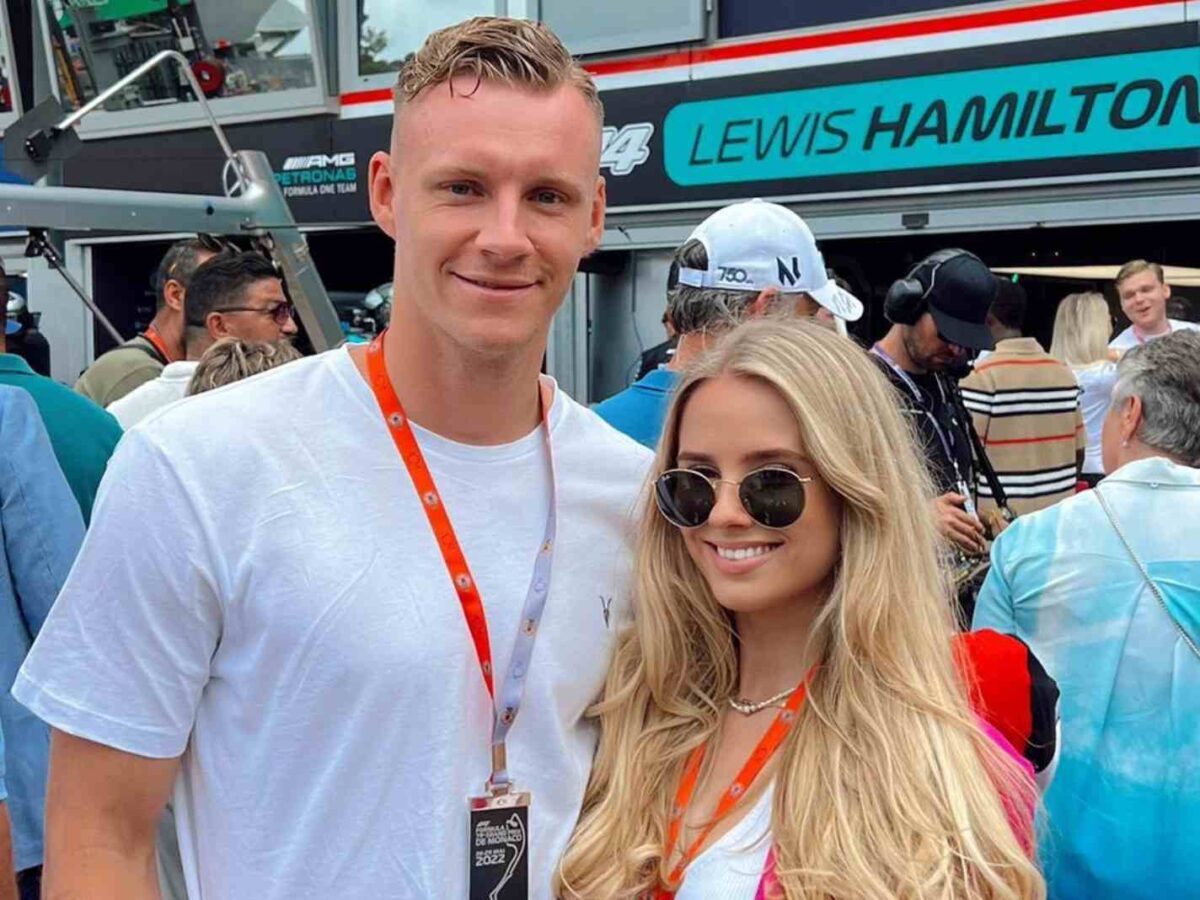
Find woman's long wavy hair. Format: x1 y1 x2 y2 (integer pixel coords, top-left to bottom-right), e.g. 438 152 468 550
556 319 1043 899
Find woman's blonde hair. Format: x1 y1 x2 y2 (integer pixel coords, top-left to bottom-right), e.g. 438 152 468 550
556 319 1042 899
1050 292 1112 367
186 337 301 396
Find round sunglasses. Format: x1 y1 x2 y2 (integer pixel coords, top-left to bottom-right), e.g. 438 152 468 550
654 466 813 530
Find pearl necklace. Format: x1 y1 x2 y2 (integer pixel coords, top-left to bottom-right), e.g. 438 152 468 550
727 687 795 716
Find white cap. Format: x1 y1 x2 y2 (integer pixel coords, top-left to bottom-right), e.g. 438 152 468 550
677 199 863 322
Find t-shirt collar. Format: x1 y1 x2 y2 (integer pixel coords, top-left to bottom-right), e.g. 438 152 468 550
639 367 679 393
0 353 34 376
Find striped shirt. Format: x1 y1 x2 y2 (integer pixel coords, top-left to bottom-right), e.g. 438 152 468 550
960 338 1085 516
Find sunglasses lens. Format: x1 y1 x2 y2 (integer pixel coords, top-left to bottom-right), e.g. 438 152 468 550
739 468 806 529
655 470 715 528
275 303 294 325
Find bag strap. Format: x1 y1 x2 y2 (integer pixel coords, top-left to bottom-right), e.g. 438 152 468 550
1094 488 1200 660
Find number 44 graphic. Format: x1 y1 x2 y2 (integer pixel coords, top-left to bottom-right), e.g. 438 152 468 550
601 123 655 176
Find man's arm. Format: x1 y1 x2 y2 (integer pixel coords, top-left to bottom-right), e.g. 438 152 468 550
42 731 178 900
0 802 16 900
0 390 85 637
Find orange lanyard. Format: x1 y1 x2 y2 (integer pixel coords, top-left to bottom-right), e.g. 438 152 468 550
141 325 176 364
365 332 557 791
655 681 808 899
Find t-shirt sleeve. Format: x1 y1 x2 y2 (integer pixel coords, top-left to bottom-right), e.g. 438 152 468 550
13 429 225 759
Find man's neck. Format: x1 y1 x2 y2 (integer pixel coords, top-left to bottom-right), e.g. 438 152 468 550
373 319 545 446
667 331 715 371
878 325 923 374
147 310 185 361
733 592 824 700
1135 316 1171 338
993 327 1022 343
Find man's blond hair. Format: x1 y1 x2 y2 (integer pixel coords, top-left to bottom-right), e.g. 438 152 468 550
186 338 302 396
1116 259 1166 288
394 17 602 122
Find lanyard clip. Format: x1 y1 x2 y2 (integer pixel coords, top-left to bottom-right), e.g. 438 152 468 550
487 743 510 796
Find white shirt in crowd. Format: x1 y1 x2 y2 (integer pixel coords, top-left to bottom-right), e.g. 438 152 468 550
106 359 199 428
1109 318 1200 351
15 347 651 900
675 785 774 900
1071 361 1119 476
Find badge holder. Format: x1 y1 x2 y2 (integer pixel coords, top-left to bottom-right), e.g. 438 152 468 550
469 745 530 900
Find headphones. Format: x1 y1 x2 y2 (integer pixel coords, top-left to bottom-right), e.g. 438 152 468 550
884 248 981 325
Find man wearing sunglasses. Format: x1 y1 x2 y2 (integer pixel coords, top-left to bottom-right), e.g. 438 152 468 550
107 252 297 429
872 250 998 559
76 235 228 408
597 199 863 448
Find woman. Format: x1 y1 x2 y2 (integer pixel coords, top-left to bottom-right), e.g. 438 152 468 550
557 319 1042 899
974 329 1200 898
1050 292 1118 487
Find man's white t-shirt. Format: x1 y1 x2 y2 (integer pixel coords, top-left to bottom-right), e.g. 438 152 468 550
1109 318 1200 351
15 347 651 900
106 360 199 428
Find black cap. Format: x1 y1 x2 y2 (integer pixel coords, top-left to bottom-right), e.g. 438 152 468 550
922 252 997 351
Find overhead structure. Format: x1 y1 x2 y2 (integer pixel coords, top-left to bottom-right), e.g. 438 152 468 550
0 50 343 352
993 266 1200 288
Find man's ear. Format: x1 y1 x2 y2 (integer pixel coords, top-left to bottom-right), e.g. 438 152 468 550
1119 394 1143 445
750 288 779 318
584 175 607 257
369 151 397 239
162 279 186 314
206 312 229 341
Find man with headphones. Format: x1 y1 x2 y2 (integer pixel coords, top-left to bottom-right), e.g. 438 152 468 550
872 249 999 557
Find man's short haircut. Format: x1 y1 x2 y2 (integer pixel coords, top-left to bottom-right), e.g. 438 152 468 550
989 278 1028 331
186 337 302 396
1111 329 1200 465
1116 259 1165 289
153 235 234 310
185 252 279 329
666 238 762 335
394 17 602 123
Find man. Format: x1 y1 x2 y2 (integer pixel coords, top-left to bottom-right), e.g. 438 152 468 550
0 265 121 524
1110 259 1200 351
0 722 18 900
960 280 1086 516
634 310 678 381
0 387 85 900
107 252 298 429
973 331 1200 898
4 290 51 378
872 249 998 557
16 17 649 900
75 235 224 407
595 199 862 447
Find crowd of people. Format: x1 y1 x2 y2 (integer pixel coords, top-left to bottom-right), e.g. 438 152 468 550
0 14 1196 900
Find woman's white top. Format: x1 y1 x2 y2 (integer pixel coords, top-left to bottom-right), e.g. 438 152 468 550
1072 361 1119 475
675 785 774 900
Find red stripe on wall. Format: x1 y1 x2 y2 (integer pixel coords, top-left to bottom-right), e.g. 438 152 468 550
341 0 1178 104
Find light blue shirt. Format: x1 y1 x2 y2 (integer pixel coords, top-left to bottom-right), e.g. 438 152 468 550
973 457 1200 899
0 386 84 869
593 367 680 449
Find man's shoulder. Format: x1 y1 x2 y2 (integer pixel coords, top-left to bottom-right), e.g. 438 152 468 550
561 390 654 471
21 370 122 435
76 340 163 402
1109 326 1136 351
1171 318 1200 333
134 350 343 455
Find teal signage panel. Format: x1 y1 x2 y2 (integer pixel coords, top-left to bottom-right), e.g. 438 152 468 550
664 47 1200 186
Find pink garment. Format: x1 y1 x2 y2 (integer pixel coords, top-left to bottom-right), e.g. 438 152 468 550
754 717 1036 897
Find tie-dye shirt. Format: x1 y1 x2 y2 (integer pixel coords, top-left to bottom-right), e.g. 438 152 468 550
973 457 1200 899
